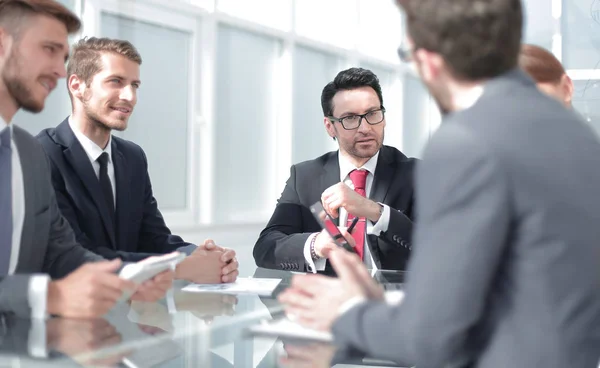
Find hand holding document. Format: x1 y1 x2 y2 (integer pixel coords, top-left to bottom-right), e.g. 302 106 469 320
181 277 282 296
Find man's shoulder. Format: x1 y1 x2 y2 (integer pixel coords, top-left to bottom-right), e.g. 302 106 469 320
14 125 46 154
293 150 337 172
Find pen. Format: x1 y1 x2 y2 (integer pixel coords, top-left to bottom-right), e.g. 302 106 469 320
347 216 359 233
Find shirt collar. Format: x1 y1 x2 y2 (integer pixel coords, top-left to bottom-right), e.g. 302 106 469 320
338 150 380 181
454 84 485 111
68 116 112 163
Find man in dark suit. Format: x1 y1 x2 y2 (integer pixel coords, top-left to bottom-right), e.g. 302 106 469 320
0 0 173 319
280 0 600 367
254 67 416 272
37 37 239 284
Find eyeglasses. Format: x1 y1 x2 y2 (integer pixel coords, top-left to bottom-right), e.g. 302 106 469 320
397 44 415 63
328 108 386 130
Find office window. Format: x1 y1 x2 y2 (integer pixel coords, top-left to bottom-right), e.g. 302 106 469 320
523 0 554 51
101 13 192 211
292 46 340 164
217 0 292 31
572 79 600 135
402 74 430 158
214 25 282 222
357 0 403 63
295 0 358 49
563 0 600 69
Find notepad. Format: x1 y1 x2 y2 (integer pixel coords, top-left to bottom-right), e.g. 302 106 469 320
247 318 333 342
181 277 282 296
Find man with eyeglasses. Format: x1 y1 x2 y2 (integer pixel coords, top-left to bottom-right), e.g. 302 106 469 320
253 67 416 273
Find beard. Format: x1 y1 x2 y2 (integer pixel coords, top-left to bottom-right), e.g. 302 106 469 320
82 94 128 133
2 50 44 113
340 130 384 160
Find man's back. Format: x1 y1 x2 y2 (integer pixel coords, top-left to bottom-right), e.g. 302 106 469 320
417 69 600 366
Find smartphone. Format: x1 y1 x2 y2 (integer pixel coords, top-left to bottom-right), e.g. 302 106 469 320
309 201 357 254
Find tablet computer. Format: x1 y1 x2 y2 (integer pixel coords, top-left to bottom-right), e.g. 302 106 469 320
309 201 357 254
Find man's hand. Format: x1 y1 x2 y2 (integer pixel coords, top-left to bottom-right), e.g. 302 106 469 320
47 318 129 366
278 248 383 331
202 240 239 283
313 228 355 259
176 241 225 284
47 259 136 318
321 182 382 222
130 269 174 302
279 343 336 368
175 291 238 321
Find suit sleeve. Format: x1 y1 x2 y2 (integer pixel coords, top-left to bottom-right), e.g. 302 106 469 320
332 125 511 366
253 165 314 271
137 148 196 255
47 157 154 263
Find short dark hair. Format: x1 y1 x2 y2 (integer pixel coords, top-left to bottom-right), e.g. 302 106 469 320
0 0 81 37
519 44 565 84
397 0 523 81
321 67 384 117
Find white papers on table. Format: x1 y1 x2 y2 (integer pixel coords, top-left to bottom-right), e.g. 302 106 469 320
247 318 333 342
181 277 282 296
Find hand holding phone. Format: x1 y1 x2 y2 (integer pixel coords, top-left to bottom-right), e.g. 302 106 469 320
309 201 357 254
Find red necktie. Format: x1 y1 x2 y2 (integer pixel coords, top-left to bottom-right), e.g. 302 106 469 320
347 169 368 260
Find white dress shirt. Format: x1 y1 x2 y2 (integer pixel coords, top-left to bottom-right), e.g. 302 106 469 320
68 117 116 206
1 119 48 319
304 150 391 272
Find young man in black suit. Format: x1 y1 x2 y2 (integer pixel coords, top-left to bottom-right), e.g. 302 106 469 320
254 67 416 272
37 37 238 284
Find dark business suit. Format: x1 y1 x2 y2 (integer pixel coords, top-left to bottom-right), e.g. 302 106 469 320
254 145 416 272
333 70 600 367
36 119 195 263
0 126 102 318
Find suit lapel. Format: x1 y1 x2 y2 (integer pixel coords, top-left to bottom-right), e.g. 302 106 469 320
55 120 117 248
112 141 129 248
370 146 394 204
321 151 341 226
12 127 37 270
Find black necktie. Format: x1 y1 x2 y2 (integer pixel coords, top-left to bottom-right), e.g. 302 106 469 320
0 127 12 275
97 152 115 216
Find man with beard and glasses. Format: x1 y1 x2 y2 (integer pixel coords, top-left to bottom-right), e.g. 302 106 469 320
279 0 600 367
36 37 239 284
0 0 174 320
254 67 417 273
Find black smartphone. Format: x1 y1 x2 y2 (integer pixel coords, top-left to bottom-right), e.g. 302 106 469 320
309 201 357 254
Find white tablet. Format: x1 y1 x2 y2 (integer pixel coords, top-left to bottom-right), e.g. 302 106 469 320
119 252 186 284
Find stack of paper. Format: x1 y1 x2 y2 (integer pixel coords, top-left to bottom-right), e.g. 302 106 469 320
247 318 333 342
181 277 282 296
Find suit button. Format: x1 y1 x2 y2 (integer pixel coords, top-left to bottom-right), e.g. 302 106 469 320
392 235 398 242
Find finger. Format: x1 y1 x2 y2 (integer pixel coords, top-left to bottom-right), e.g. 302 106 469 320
152 270 175 283
289 275 333 296
222 270 238 283
278 290 314 309
320 243 337 258
338 229 356 247
222 259 239 275
201 239 223 251
221 249 236 263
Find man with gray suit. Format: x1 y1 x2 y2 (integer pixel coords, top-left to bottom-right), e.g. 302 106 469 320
0 0 173 319
279 0 600 367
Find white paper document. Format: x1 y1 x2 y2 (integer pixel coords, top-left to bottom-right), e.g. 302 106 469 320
247 318 333 342
181 277 282 296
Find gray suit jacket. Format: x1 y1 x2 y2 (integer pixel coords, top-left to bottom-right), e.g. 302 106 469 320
0 126 102 317
333 70 600 367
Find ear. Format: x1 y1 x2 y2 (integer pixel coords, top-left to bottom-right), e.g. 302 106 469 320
414 49 444 83
324 117 336 139
68 74 85 100
562 74 574 107
0 27 14 59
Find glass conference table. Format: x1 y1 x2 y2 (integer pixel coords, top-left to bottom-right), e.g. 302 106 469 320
0 268 407 368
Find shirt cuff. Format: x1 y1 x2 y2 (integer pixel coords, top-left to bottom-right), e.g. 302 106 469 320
303 233 326 273
338 296 368 317
28 317 48 358
367 203 390 236
28 274 49 320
